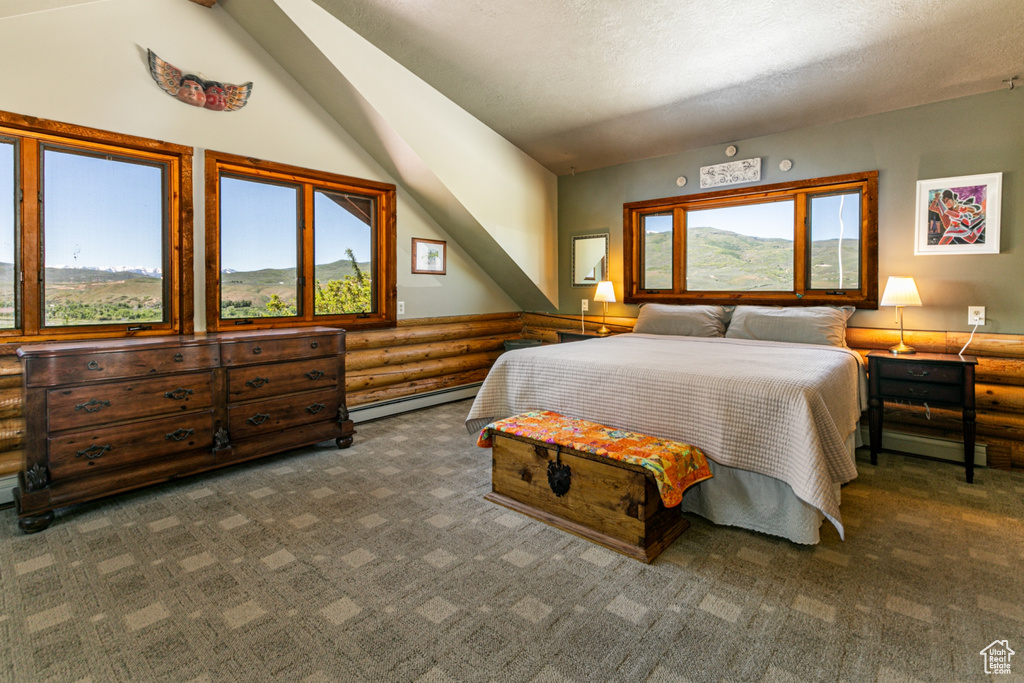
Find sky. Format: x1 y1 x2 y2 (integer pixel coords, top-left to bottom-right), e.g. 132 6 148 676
221 176 372 272
43 148 164 270
644 192 861 241
0 145 374 274
0 141 12 265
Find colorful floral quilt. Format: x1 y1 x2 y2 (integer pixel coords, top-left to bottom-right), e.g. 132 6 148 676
477 410 712 508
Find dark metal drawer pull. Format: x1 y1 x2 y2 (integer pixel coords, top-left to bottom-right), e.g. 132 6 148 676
164 387 194 400
252 346 262 355
165 427 195 441
76 444 111 460
75 398 111 413
174 353 184 362
305 402 325 415
310 341 319 349
246 413 270 426
246 377 269 389
86 360 102 371
907 387 929 397
305 369 325 381
907 369 929 377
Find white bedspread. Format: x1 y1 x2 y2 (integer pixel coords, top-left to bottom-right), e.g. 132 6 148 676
466 333 867 538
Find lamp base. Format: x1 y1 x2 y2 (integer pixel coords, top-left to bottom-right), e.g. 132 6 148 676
888 341 916 354
596 324 611 336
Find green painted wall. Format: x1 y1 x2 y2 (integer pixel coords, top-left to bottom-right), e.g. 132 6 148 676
558 89 1023 334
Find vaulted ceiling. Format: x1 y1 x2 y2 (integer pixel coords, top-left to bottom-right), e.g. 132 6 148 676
306 0 1024 175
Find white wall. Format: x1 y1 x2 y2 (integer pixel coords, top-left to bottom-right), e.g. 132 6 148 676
0 0 517 328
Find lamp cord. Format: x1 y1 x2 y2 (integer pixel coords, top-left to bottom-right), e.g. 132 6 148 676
959 324 979 356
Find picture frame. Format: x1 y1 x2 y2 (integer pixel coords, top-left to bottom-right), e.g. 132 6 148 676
915 172 1001 255
412 238 446 274
571 233 608 287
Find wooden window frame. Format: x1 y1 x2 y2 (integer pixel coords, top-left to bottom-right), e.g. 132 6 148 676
623 171 879 308
0 110 193 342
204 151 397 332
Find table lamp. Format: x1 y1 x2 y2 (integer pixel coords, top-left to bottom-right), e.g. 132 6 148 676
594 280 616 336
880 275 921 354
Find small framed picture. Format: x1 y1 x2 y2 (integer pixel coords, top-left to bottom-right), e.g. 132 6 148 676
915 172 1001 255
412 238 446 274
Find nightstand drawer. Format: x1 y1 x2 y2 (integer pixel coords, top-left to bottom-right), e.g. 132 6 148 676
876 361 962 384
878 379 963 404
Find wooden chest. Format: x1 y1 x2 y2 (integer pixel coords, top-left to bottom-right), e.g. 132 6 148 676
15 327 354 533
485 432 689 563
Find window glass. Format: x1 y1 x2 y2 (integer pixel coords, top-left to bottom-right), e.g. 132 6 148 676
641 213 672 289
0 140 14 329
686 200 795 291
219 176 300 319
314 189 374 315
809 192 861 290
42 148 165 327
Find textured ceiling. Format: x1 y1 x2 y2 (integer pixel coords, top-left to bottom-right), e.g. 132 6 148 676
310 0 1024 175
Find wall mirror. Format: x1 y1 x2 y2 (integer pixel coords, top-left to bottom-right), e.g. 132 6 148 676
572 233 608 287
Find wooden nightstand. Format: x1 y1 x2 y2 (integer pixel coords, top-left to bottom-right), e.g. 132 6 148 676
867 350 978 482
556 330 615 343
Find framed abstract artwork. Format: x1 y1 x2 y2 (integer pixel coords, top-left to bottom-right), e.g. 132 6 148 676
915 173 1001 255
412 238 446 274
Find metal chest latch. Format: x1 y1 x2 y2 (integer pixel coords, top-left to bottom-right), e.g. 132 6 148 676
546 445 571 497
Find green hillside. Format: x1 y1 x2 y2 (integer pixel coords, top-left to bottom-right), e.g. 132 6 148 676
220 257 369 318
0 255 370 325
642 228 860 291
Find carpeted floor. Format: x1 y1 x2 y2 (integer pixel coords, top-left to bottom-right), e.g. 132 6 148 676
1 399 1022 682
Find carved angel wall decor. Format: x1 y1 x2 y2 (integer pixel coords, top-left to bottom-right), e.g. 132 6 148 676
147 49 252 112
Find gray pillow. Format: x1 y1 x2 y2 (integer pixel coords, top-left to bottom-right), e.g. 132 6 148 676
632 304 728 337
725 305 855 347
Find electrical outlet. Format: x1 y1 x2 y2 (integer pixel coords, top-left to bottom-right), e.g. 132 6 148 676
968 306 985 325
581 299 589 312
398 301 405 315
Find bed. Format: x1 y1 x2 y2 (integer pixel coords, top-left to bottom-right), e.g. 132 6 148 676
466 305 868 544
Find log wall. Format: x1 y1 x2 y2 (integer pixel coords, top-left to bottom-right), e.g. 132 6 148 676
523 312 1024 471
0 313 525 484
2 310 1020 479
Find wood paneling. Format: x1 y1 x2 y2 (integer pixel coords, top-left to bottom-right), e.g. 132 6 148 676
3 311 1022 479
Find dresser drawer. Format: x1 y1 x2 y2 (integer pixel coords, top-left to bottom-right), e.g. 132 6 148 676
24 344 219 387
220 333 340 367
227 357 340 401
228 389 339 440
876 361 962 385
48 411 215 480
46 371 215 432
878 379 963 405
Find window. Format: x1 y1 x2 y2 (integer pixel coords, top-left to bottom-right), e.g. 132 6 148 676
205 151 396 331
624 171 878 307
0 110 193 340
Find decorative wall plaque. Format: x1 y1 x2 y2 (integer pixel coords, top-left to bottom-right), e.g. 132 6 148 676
700 157 761 188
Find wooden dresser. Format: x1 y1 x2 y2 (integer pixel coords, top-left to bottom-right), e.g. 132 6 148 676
14 327 354 532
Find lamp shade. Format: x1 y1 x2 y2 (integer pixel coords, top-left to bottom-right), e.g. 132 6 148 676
880 276 921 307
594 280 616 303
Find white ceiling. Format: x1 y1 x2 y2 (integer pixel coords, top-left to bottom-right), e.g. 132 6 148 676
310 0 1024 175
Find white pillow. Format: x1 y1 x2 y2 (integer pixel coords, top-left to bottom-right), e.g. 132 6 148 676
725 305 854 347
632 304 728 337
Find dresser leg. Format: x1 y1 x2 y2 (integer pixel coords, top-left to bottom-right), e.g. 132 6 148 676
336 435 354 449
868 397 882 466
18 511 55 534
964 408 976 484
